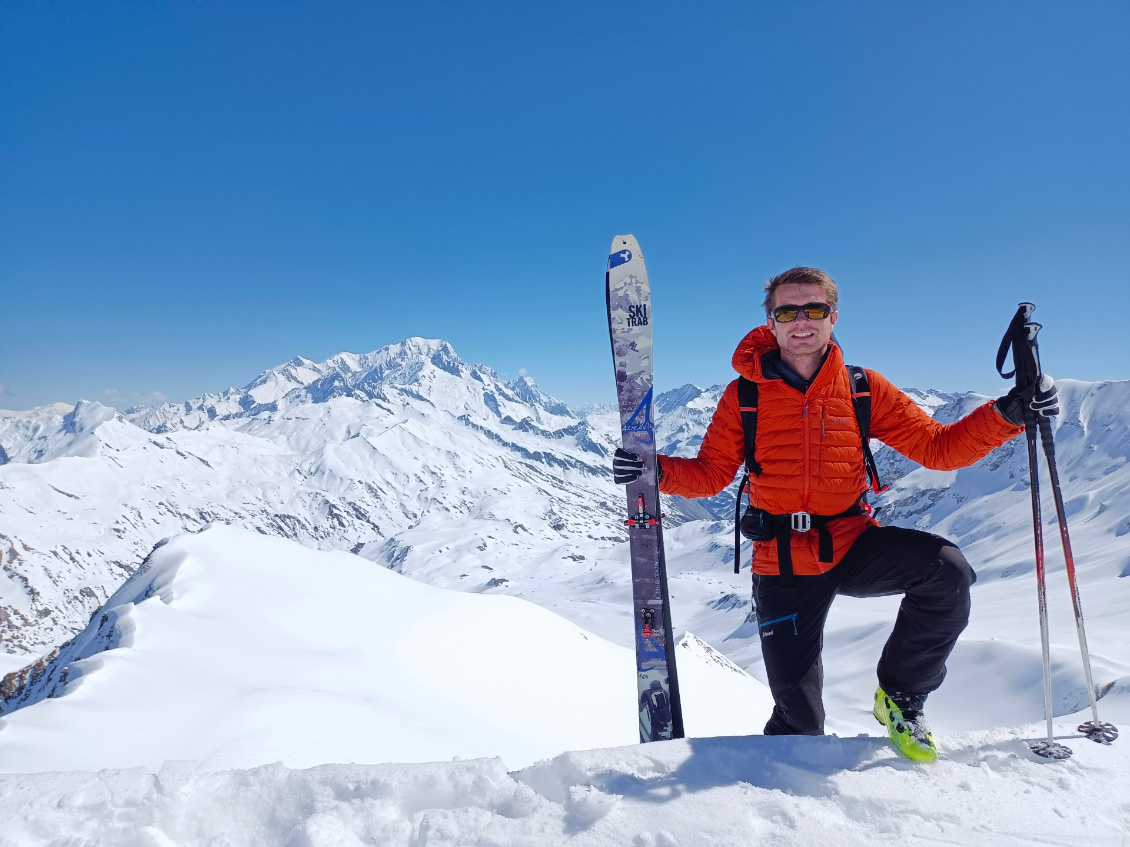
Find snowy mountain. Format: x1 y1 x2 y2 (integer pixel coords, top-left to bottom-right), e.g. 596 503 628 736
0 528 1128 847
122 338 574 433
0 338 727 655
0 339 623 653
0 526 774 772
1 339 1128 744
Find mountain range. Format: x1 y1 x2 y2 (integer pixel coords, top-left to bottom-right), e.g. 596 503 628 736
2 337 1128 738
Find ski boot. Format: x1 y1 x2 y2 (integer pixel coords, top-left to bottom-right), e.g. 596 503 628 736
874 686 937 763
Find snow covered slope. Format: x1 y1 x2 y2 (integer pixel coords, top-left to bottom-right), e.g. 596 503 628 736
0 526 774 773
2 350 1129 845
2 700 1129 846
1 340 1127 745
2 527 1128 847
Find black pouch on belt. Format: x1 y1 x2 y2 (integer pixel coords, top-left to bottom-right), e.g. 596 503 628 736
740 507 777 542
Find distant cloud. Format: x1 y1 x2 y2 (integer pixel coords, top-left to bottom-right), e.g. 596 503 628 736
518 368 528 377
0 382 7 396
134 392 169 407
103 388 168 408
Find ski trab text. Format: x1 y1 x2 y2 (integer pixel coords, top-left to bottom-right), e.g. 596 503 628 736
628 304 649 328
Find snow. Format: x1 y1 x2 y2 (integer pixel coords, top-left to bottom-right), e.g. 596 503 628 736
0 403 75 420
0 527 773 774
1 529 1128 846
2 718 1129 845
1 341 1129 844
0 338 624 654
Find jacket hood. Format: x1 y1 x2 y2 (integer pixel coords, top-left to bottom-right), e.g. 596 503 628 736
732 325 840 381
731 325 778 380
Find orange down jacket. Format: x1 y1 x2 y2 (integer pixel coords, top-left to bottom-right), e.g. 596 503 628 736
657 325 1024 576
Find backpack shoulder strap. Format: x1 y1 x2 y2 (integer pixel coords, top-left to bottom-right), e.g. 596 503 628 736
847 365 885 493
847 365 871 440
737 377 762 477
734 377 760 575
733 469 748 575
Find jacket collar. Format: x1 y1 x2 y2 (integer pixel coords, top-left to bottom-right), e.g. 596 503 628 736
731 324 843 384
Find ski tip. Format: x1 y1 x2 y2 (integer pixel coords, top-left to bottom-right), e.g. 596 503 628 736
610 234 641 252
608 234 642 270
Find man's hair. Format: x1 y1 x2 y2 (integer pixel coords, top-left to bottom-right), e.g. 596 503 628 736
762 267 839 314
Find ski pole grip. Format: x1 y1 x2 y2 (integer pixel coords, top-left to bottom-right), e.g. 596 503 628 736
996 303 1042 391
1022 322 1044 384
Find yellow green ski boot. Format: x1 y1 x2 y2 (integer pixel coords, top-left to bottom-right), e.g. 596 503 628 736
874 686 937 762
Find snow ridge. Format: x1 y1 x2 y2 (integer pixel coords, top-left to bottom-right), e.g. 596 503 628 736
0 539 181 716
0 526 774 772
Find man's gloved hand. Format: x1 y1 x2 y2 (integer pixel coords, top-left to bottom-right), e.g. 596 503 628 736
613 447 644 484
1030 374 1060 418
996 374 1059 425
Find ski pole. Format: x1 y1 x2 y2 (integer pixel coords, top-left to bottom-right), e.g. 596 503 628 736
997 305 1071 760
1023 388 1068 759
1036 410 1118 744
1035 415 1116 740
1006 305 1118 746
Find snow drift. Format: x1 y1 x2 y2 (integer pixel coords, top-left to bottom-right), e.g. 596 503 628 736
0 526 774 773
1 527 1128 846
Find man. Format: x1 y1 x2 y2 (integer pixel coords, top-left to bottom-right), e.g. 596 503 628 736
613 266 1057 762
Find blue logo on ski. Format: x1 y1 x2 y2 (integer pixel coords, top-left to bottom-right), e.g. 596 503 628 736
639 609 666 657
608 249 632 269
623 387 654 444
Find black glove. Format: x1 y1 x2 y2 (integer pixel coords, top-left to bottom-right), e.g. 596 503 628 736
1030 374 1059 418
613 447 644 484
996 374 1059 425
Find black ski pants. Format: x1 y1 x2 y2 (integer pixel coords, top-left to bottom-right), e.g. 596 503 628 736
751 525 976 736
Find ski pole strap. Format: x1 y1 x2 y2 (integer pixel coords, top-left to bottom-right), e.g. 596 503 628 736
741 503 865 584
996 303 1041 388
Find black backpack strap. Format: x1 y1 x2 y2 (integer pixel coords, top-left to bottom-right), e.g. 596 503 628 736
737 377 762 477
733 470 748 574
847 365 885 494
735 377 760 575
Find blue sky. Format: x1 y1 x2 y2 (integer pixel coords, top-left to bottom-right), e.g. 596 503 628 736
3 1 1128 411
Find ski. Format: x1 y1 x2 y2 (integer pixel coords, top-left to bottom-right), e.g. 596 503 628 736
605 234 685 743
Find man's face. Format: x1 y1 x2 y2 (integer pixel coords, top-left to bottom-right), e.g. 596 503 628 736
766 282 838 358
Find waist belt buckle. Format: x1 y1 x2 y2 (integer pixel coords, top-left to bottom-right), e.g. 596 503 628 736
790 511 811 533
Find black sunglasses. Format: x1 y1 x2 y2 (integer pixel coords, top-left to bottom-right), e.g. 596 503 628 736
771 302 833 322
